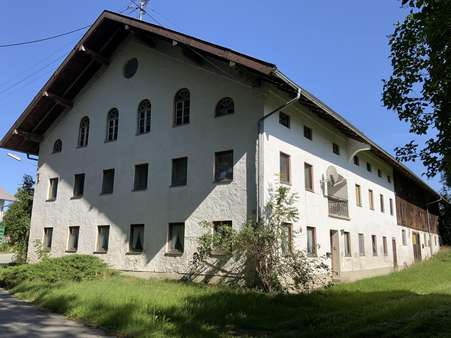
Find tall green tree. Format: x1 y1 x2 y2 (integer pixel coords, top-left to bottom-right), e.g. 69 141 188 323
3 175 35 262
382 0 451 186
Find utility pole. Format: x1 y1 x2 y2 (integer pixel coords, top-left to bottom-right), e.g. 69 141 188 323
138 0 149 20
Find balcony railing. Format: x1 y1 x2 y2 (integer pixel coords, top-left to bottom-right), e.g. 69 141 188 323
328 196 349 219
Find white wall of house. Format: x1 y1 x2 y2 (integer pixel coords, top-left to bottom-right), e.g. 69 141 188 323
261 92 439 280
27 36 264 272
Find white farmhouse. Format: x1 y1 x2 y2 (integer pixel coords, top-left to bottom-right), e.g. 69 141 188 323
0 11 442 281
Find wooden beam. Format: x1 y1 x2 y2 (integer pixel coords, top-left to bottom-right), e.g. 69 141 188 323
43 91 73 109
13 129 43 143
78 45 110 65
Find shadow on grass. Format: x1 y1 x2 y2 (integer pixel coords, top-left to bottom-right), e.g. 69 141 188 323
9 279 451 338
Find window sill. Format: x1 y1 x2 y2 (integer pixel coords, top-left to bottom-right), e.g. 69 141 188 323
328 214 351 221
126 251 144 255
45 199 56 202
93 251 108 254
305 188 314 193
70 196 83 200
344 255 352 258
65 250 77 253
100 192 113 196
132 188 148 192
170 184 187 188
164 251 183 257
307 254 318 258
104 139 118 143
136 131 150 136
214 179 233 185
280 181 291 186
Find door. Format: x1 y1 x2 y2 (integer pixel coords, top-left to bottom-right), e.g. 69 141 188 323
330 230 340 277
392 238 398 270
412 232 422 262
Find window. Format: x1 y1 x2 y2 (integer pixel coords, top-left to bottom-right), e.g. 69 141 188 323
304 125 312 140
123 57 138 79
78 117 89 148
212 221 232 254
332 143 340 155
168 223 184 254
435 235 438 246
279 111 290 128
424 233 427 246
402 229 407 246
280 152 290 184
215 150 233 182
304 163 313 191
133 163 148 191
137 99 151 134
355 184 362 207
377 169 382 177
53 139 62 153
101 169 115 194
368 189 374 210
383 236 388 256
372 235 377 256
215 97 234 117
353 155 360 166
282 223 293 255
48 178 58 201
43 227 53 251
389 198 394 216
174 88 190 126
106 108 119 142
171 157 188 186
307 226 317 257
359 233 365 256
73 173 85 198
96 225 110 252
387 175 392 183
129 224 144 252
380 194 385 213
344 232 351 257
366 162 372 172
67 226 80 252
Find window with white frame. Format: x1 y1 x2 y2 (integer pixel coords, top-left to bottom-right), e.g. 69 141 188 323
307 226 317 257
372 235 378 256
168 223 185 254
78 117 89 148
344 231 351 257
43 227 53 251
67 226 79 252
106 108 119 142
215 97 234 117
280 152 290 184
359 233 365 256
96 225 110 252
48 178 58 201
174 88 190 126
137 99 151 134
129 224 144 252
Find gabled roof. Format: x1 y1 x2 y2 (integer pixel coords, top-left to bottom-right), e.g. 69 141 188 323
0 10 440 198
0 186 15 202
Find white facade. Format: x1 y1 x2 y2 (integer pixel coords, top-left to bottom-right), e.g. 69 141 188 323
26 36 439 280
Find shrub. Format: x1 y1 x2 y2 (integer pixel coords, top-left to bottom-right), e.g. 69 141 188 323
0 255 112 288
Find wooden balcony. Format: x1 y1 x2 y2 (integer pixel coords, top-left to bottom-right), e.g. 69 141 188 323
328 196 349 219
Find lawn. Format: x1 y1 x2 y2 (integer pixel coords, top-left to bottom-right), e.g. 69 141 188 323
6 249 451 338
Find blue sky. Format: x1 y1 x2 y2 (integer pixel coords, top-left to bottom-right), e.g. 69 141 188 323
0 0 440 195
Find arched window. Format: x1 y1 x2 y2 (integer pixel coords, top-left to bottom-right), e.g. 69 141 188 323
106 108 119 142
174 88 190 126
137 99 151 134
52 139 62 153
78 117 89 148
215 97 234 117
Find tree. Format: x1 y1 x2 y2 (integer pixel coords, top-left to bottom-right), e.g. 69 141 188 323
188 186 329 293
382 0 451 186
3 175 35 262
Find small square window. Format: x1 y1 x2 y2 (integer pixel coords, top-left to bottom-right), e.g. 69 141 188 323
280 152 290 184
307 226 317 256
215 150 233 182
344 232 351 257
101 169 115 194
353 155 360 166
367 162 372 172
332 143 340 155
129 224 144 252
359 233 365 256
279 112 290 128
304 126 312 140
134 163 148 191
96 225 110 252
48 178 58 201
171 157 188 186
168 223 185 254
67 226 80 252
73 173 85 198
43 227 53 251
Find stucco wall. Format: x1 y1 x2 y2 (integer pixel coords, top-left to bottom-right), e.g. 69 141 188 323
261 92 440 278
27 37 264 272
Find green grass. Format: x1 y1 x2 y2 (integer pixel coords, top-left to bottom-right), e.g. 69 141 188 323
6 248 451 337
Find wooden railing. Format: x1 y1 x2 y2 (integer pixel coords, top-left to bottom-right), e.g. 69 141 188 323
328 196 349 219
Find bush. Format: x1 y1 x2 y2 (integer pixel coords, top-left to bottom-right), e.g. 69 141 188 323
0 255 112 288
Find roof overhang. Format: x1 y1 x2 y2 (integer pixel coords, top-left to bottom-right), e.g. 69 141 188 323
0 10 440 199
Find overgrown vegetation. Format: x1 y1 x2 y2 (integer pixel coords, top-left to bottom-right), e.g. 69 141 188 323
2 249 451 337
188 186 329 293
2 175 34 262
0 255 113 289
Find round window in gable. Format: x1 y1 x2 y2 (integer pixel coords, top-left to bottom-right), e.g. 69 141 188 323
123 57 138 79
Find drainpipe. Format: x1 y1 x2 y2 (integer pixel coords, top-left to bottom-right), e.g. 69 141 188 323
256 87 301 223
